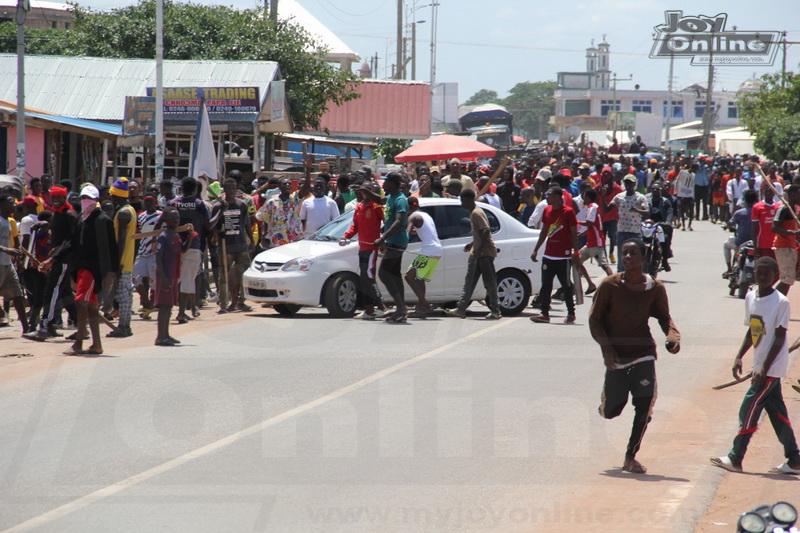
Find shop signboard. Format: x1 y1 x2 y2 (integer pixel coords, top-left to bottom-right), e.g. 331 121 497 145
123 96 156 135
145 87 260 119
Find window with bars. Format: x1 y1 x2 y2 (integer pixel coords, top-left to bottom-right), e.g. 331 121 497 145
600 99 620 117
632 100 652 113
662 100 683 118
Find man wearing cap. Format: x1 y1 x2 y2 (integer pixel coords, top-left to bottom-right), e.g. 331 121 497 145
375 172 410 322
601 174 650 272
441 158 476 194
340 182 390 319
66 185 119 355
108 177 136 337
26 186 79 341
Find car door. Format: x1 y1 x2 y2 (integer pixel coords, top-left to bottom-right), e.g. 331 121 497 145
433 204 485 299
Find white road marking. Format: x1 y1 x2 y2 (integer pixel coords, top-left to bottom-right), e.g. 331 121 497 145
2 318 518 533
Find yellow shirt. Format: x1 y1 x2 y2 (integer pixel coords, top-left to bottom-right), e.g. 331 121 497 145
114 204 137 272
9 217 18 246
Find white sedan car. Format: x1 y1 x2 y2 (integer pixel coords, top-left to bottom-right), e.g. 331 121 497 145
243 198 541 317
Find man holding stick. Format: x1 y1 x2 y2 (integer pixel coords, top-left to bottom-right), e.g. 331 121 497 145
711 256 800 474
769 184 800 296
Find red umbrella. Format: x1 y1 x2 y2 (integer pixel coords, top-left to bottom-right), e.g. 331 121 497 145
513 135 526 144
394 134 496 163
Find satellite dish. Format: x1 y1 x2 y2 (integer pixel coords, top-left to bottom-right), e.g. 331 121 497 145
566 126 582 143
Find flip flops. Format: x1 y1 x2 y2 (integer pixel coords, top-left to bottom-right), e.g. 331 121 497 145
710 456 743 473
769 462 800 475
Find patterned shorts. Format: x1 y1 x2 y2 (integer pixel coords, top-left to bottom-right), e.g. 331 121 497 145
408 255 440 282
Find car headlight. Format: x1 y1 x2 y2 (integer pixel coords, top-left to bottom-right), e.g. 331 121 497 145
280 257 316 272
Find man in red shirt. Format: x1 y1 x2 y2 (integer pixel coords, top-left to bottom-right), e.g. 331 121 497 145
579 189 614 295
530 186 580 324
340 183 390 319
751 185 779 259
596 168 622 263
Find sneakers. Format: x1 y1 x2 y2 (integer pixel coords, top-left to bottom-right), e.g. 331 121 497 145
106 326 133 338
529 314 550 323
444 308 467 319
484 312 501 320
373 308 391 319
236 303 253 312
564 315 576 324
355 310 377 320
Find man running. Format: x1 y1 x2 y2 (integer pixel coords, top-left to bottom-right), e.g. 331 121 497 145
588 238 681 474
404 197 441 318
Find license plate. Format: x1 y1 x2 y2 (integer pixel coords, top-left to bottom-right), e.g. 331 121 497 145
246 279 267 290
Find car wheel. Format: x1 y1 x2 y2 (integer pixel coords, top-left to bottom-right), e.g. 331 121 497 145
324 274 359 318
497 269 530 316
273 304 301 316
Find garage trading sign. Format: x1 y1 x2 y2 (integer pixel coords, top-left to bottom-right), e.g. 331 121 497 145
145 87 261 119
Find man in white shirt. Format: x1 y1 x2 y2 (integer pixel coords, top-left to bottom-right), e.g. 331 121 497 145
404 197 441 318
674 163 696 231
726 167 748 212
299 177 340 235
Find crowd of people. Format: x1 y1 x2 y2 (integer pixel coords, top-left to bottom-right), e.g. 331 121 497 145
1 144 800 339
2 139 800 475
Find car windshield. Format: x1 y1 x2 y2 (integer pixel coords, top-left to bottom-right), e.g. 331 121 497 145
307 210 355 241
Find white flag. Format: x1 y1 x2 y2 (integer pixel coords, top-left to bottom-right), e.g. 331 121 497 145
190 99 217 198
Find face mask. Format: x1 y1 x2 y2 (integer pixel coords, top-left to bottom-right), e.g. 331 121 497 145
81 199 97 218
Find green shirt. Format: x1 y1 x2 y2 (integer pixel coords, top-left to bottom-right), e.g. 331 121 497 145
384 193 409 248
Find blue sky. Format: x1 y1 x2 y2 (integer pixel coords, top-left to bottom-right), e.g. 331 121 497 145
82 0 800 103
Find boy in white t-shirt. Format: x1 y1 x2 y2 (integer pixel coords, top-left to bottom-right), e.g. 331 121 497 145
711 256 800 474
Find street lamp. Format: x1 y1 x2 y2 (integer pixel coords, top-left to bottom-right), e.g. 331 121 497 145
409 20 426 80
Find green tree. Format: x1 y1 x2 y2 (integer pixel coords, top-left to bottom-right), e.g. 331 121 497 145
374 138 410 164
738 72 800 162
463 89 500 106
0 0 359 130
501 81 556 141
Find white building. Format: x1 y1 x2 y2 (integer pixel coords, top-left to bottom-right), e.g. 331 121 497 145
554 38 761 143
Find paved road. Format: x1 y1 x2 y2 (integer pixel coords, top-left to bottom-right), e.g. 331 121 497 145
0 222 767 532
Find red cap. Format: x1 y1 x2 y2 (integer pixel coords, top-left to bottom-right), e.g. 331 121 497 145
50 186 68 198
21 195 38 207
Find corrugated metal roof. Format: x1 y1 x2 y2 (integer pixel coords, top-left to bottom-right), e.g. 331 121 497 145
26 112 123 136
316 80 430 140
0 55 280 122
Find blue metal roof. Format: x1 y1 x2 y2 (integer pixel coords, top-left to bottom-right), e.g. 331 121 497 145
26 111 123 136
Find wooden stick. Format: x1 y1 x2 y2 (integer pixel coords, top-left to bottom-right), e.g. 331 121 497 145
98 313 120 333
712 372 753 390
17 246 39 268
790 336 800 353
477 157 512 198
132 224 192 240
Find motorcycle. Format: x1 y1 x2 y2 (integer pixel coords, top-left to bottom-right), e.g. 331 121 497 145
641 220 664 278
727 240 756 299
737 501 797 532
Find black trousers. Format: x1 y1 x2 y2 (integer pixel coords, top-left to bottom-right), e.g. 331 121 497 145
378 245 406 303
357 249 383 307
38 262 75 334
600 359 656 458
538 257 575 316
694 185 710 218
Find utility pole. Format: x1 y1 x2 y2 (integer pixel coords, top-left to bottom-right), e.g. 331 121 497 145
609 72 632 140
665 52 674 143
783 31 788 88
395 0 403 79
15 0 28 181
411 21 417 80
269 0 278 23
702 30 715 153
155 0 164 183
429 1 438 86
